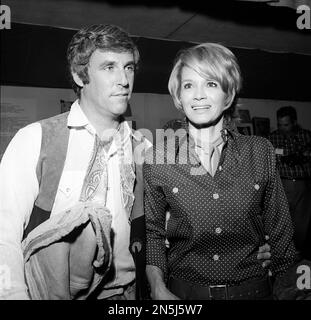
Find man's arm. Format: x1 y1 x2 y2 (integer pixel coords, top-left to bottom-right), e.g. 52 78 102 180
0 123 41 299
146 265 179 300
143 147 178 300
257 241 271 268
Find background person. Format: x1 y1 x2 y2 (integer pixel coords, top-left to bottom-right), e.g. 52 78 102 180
268 106 311 260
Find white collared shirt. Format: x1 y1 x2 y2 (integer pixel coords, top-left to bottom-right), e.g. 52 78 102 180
189 122 225 174
0 100 135 299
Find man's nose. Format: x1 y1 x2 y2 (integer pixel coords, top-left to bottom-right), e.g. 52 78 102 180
117 69 129 87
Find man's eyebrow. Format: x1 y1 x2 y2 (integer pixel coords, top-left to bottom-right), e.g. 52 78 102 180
124 60 135 66
98 60 116 68
98 60 135 68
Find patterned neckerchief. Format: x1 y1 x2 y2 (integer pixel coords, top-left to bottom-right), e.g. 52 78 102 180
79 119 138 216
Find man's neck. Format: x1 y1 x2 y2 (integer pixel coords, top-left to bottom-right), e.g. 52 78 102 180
79 100 121 140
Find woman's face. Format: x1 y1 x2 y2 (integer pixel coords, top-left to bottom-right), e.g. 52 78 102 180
179 66 230 127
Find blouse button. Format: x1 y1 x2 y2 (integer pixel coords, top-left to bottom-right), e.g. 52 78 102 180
213 193 219 199
218 166 222 171
213 254 220 261
173 187 178 193
215 227 222 234
254 184 260 190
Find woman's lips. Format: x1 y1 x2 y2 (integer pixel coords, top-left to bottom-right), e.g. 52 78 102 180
191 105 211 110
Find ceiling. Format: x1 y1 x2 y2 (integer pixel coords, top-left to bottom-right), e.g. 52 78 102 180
5 0 311 55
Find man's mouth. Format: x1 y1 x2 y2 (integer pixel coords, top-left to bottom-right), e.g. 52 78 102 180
191 105 211 110
112 93 129 99
112 92 129 97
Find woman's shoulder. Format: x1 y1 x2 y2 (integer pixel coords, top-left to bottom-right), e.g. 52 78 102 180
236 134 274 154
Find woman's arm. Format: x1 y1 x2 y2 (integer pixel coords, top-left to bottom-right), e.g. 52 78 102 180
262 139 296 278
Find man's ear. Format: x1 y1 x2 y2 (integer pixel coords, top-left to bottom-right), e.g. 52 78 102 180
72 72 84 88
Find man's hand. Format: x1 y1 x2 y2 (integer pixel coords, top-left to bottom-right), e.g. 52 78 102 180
257 236 271 268
146 265 180 300
151 284 180 300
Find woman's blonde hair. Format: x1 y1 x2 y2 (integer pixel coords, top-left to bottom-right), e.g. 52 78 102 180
168 43 242 119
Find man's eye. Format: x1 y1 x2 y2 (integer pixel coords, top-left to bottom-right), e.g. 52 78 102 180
104 65 114 71
126 65 135 71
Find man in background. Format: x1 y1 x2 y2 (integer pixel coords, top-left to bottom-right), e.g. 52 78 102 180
268 106 311 259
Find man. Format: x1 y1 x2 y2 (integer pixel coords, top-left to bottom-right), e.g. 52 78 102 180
268 106 311 259
0 24 149 300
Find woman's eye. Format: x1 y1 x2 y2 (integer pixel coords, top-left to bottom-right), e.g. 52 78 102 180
183 83 192 89
207 81 217 87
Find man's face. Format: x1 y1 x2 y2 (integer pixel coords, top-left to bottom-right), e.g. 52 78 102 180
179 66 229 127
277 116 295 135
77 50 135 120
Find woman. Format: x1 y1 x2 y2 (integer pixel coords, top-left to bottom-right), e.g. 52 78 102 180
144 43 296 300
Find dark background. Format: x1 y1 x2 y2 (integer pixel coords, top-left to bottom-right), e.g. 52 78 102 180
1 21 311 102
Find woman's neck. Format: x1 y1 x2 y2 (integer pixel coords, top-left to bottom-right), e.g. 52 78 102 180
189 116 224 148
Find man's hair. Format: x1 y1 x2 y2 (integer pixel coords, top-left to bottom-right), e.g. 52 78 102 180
277 106 297 122
168 42 242 119
67 24 140 97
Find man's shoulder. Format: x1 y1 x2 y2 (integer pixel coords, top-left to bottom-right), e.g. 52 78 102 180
299 127 311 136
7 122 42 150
267 130 279 138
12 113 70 146
266 130 280 145
38 112 70 126
36 113 71 142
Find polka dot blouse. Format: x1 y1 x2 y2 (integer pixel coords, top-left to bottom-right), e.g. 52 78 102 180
144 123 296 286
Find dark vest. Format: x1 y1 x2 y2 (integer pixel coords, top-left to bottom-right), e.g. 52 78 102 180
23 112 147 299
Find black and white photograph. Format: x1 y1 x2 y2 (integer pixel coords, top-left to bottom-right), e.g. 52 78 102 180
1 0 311 311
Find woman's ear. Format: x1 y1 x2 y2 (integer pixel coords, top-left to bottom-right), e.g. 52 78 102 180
72 72 84 87
224 92 236 111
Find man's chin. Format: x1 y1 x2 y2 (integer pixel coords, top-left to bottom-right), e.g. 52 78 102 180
113 104 129 116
